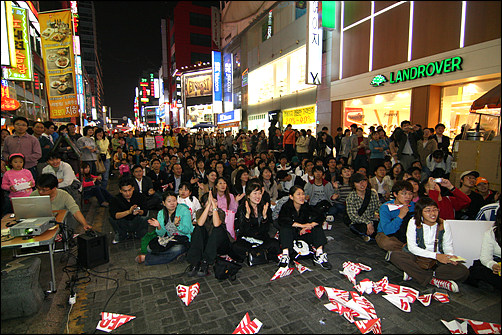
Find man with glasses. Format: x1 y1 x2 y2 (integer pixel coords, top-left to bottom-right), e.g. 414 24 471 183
2 117 42 179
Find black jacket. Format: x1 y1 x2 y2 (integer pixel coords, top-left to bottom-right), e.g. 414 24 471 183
430 134 451 154
132 176 155 195
392 127 423 158
235 200 273 240
278 199 322 228
147 169 170 192
109 192 146 220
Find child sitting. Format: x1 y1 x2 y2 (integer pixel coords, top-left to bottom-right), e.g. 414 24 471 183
177 182 202 222
77 162 112 207
119 158 131 178
1 153 35 199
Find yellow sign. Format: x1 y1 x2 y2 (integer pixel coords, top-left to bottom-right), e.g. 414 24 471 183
185 74 212 98
39 9 79 118
283 105 316 125
6 6 33 81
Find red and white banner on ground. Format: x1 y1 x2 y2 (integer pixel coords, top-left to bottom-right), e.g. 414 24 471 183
433 292 450 303
270 267 294 281
457 318 501 334
354 318 382 334
340 261 372 285
95 312 135 332
294 261 312 273
382 294 412 312
176 283 200 306
232 313 263 334
418 294 432 307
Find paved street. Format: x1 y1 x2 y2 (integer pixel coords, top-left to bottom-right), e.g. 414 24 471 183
1 175 501 334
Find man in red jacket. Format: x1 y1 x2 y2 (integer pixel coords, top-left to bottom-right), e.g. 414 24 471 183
422 177 470 219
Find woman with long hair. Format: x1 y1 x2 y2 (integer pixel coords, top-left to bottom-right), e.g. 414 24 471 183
198 169 217 200
215 176 239 239
232 181 281 263
388 162 405 188
389 197 469 292
233 168 249 203
259 166 278 205
78 162 112 207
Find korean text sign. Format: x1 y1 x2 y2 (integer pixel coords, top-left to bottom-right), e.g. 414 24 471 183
6 6 33 81
39 9 79 118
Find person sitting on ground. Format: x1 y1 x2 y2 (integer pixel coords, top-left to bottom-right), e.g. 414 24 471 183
42 152 80 198
329 165 353 223
198 169 217 200
346 173 381 242
215 176 240 240
407 177 420 203
276 154 291 173
185 191 233 277
421 177 471 220
456 170 485 220
425 149 452 179
232 181 281 263
388 163 405 188
389 197 469 293
277 185 332 270
1 153 35 200
369 164 392 203
177 182 201 222
136 191 193 265
147 158 170 193
131 164 162 210
304 166 338 221
475 177 500 207
300 160 315 184
277 170 303 198
109 177 148 244
233 168 250 204
466 206 501 290
32 174 92 231
77 162 112 207
119 158 130 178
259 166 278 205
113 146 127 169
376 180 415 253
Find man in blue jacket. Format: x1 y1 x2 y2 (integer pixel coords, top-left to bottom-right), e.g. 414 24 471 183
375 180 415 255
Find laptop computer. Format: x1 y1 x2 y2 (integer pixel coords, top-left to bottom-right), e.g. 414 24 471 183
10 196 56 236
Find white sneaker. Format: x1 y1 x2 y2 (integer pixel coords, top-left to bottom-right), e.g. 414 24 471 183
430 277 459 293
313 252 332 270
278 253 290 268
325 215 334 223
403 272 412 281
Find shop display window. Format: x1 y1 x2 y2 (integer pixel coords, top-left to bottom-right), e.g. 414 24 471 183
440 79 500 138
342 90 412 134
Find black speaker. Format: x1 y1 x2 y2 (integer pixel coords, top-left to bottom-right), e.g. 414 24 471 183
77 232 109 268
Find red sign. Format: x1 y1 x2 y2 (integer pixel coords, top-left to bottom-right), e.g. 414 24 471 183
1 97 21 111
344 107 364 128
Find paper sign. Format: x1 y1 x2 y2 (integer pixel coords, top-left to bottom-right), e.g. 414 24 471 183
232 313 263 334
373 277 389 294
340 262 372 285
324 287 350 304
382 294 412 312
449 256 466 262
315 286 325 299
96 312 135 332
457 318 501 334
294 261 312 273
270 267 294 281
355 318 382 334
354 279 374 295
350 292 377 319
433 292 450 303
176 283 200 306
441 319 468 334
387 204 404 211
418 294 432 307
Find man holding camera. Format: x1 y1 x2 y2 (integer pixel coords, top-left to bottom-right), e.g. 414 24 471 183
109 178 148 244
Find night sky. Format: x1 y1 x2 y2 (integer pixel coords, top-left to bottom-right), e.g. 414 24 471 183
40 1 176 120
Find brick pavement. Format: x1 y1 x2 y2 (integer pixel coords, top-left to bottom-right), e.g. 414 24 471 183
2 175 501 334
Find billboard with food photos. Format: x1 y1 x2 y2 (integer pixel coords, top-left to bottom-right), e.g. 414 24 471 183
39 9 79 118
5 6 33 81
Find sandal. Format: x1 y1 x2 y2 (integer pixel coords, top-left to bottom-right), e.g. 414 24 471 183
135 255 145 264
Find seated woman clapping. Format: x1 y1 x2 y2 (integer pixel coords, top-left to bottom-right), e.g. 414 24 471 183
389 197 469 292
231 181 281 263
185 191 234 277
136 191 193 265
277 185 332 270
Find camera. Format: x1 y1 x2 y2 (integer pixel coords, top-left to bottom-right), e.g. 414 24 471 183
434 178 443 183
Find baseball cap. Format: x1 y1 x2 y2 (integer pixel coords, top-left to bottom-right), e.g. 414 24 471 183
475 177 489 185
460 170 480 180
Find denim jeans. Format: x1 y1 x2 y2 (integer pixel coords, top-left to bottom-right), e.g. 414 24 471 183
145 243 187 266
83 185 112 205
101 159 111 189
327 202 346 218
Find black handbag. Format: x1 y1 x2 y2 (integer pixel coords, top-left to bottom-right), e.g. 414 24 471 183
247 248 268 266
213 257 242 281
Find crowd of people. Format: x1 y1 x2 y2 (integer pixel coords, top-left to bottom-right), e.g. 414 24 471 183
1 116 500 292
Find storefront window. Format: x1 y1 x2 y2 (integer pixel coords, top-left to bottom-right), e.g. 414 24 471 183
248 113 268 131
187 104 213 126
440 79 500 138
343 90 412 134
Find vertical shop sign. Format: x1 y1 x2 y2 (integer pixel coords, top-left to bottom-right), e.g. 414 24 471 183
39 9 79 118
6 6 33 81
223 53 233 102
306 1 322 85
212 51 222 102
1 1 17 67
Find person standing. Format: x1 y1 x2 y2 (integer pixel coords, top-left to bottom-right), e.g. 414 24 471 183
77 126 98 175
32 121 52 176
283 124 296 161
391 121 423 171
334 127 344 159
350 127 369 172
295 129 309 160
368 131 389 176
430 123 451 154
307 129 317 159
417 127 438 173
125 132 139 151
2 116 41 180
95 128 111 189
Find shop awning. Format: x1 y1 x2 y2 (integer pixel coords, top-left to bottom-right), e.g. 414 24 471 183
470 84 501 110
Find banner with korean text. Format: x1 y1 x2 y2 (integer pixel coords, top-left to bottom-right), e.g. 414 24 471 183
39 9 79 118
5 6 33 81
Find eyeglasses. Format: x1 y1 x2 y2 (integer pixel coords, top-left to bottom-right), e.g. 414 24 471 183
423 208 439 213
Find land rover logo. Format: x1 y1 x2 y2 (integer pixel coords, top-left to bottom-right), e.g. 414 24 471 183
370 75 388 87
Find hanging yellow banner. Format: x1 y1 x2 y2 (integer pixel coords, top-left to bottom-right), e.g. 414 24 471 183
39 9 79 118
283 105 316 125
